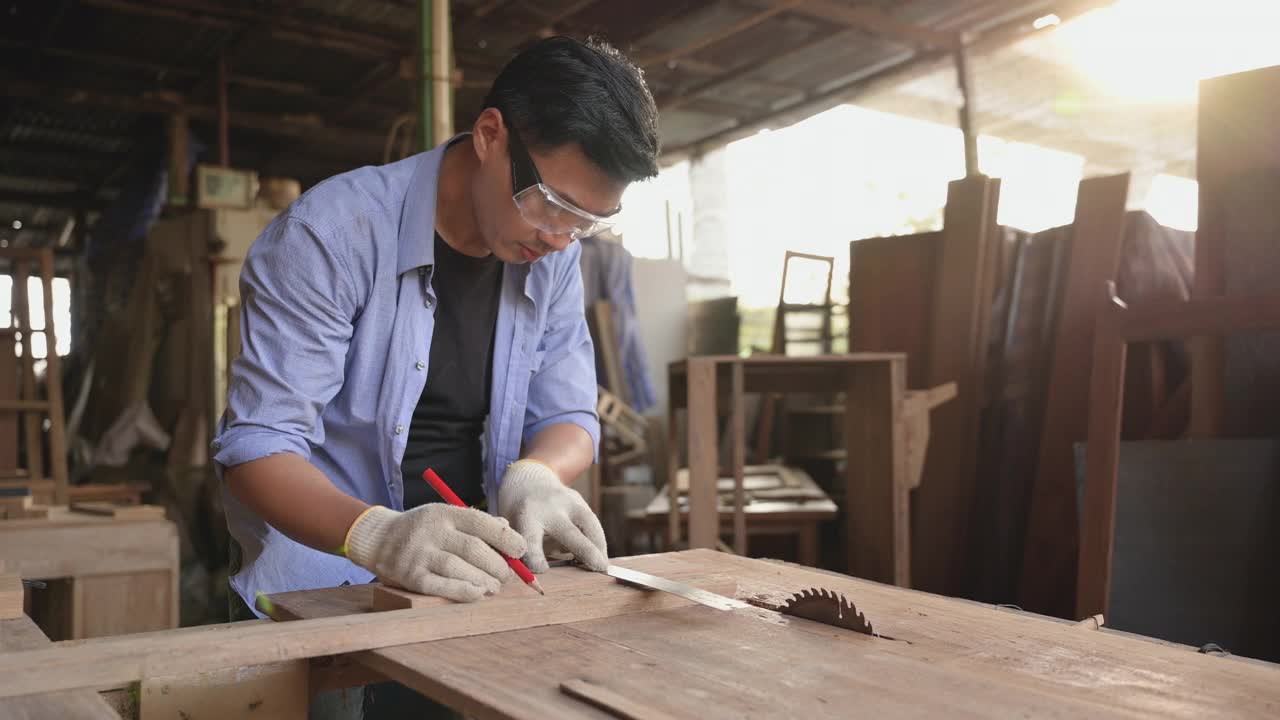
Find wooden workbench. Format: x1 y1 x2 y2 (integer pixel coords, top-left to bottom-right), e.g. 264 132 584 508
669 354 910 585
641 464 837 565
0 505 179 639
0 549 1277 718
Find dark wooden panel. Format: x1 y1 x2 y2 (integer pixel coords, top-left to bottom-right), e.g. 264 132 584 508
1077 439 1280 662
848 231 939 390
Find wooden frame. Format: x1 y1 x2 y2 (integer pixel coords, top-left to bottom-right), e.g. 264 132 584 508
668 354 910 585
0 248 70 505
1076 287 1280 619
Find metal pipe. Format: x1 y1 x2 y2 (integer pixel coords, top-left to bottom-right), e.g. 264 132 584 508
432 0 453 145
954 42 979 177
418 0 433 152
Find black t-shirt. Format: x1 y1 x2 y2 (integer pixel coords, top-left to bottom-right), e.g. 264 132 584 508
400 234 504 509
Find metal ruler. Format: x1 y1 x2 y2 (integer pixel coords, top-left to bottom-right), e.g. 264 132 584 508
605 565 751 611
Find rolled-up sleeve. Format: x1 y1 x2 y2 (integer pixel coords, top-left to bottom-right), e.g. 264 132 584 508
212 216 359 469
522 242 601 456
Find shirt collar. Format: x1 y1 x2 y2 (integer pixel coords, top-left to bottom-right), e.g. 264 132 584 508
397 133 470 275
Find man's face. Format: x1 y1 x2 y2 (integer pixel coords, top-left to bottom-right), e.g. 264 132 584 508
471 110 627 264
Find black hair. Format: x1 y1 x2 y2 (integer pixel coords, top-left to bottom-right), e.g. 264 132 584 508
483 36 660 184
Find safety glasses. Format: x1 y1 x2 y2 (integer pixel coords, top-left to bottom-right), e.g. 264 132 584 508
507 121 618 240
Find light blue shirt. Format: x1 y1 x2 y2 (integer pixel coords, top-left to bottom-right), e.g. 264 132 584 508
212 138 600 612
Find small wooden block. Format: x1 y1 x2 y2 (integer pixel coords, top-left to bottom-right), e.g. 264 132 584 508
69 502 165 520
0 574 22 619
0 495 47 520
1074 614 1105 631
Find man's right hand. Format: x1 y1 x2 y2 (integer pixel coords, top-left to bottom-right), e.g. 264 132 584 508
345 505 528 602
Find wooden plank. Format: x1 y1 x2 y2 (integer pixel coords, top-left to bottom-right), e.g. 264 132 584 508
0 563 739 699
68 502 166 519
1117 293 1280 342
912 175 1000 595
729 362 745 555
1075 294 1129 620
0 617 120 719
560 678 679 720
141 660 309 720
38 249 70 505
370 566 738 611
903 383 957 491
844 357 908 586
1192 64 1280 436
0 574 20 619
685 357 719 549
666 397 680 545
847 232 939 390
0 333 17 473
273 549 1280 720
1020 173 1129 618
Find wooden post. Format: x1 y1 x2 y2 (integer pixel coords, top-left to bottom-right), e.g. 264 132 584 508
730 362 746 555
168 112 190 206
13 264 42 487
1076 289 1128 620
954 43 979 177
845 357 908 585
685 358 719 549
1020 173 1129 618
39 250 69 505
666 394 680 546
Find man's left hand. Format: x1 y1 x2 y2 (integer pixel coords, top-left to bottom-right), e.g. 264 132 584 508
497 459 608 573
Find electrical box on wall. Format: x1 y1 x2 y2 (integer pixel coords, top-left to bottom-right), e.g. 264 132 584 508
195 165 258 209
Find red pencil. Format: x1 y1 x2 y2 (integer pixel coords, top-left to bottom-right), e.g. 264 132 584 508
422 468 546 596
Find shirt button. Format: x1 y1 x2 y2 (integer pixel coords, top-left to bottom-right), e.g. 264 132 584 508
394 424 404 435
415 361 425 370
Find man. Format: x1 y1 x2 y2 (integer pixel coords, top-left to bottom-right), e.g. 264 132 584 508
212 36 660 717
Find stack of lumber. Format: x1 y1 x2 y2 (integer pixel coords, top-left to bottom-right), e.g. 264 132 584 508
850 178 1196 608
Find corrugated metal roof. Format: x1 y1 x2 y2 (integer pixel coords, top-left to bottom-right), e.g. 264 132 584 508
1 0 1112 247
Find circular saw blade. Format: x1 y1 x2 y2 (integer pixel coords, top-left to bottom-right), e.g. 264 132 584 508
778 588 877 636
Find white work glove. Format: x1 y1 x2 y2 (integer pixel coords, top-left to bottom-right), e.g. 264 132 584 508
497 460 609 573
345 504 527 602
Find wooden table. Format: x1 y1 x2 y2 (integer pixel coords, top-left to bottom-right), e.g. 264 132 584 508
668 354 910 585
639 464 837 565
0 505 179 639
1 549 1278 718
